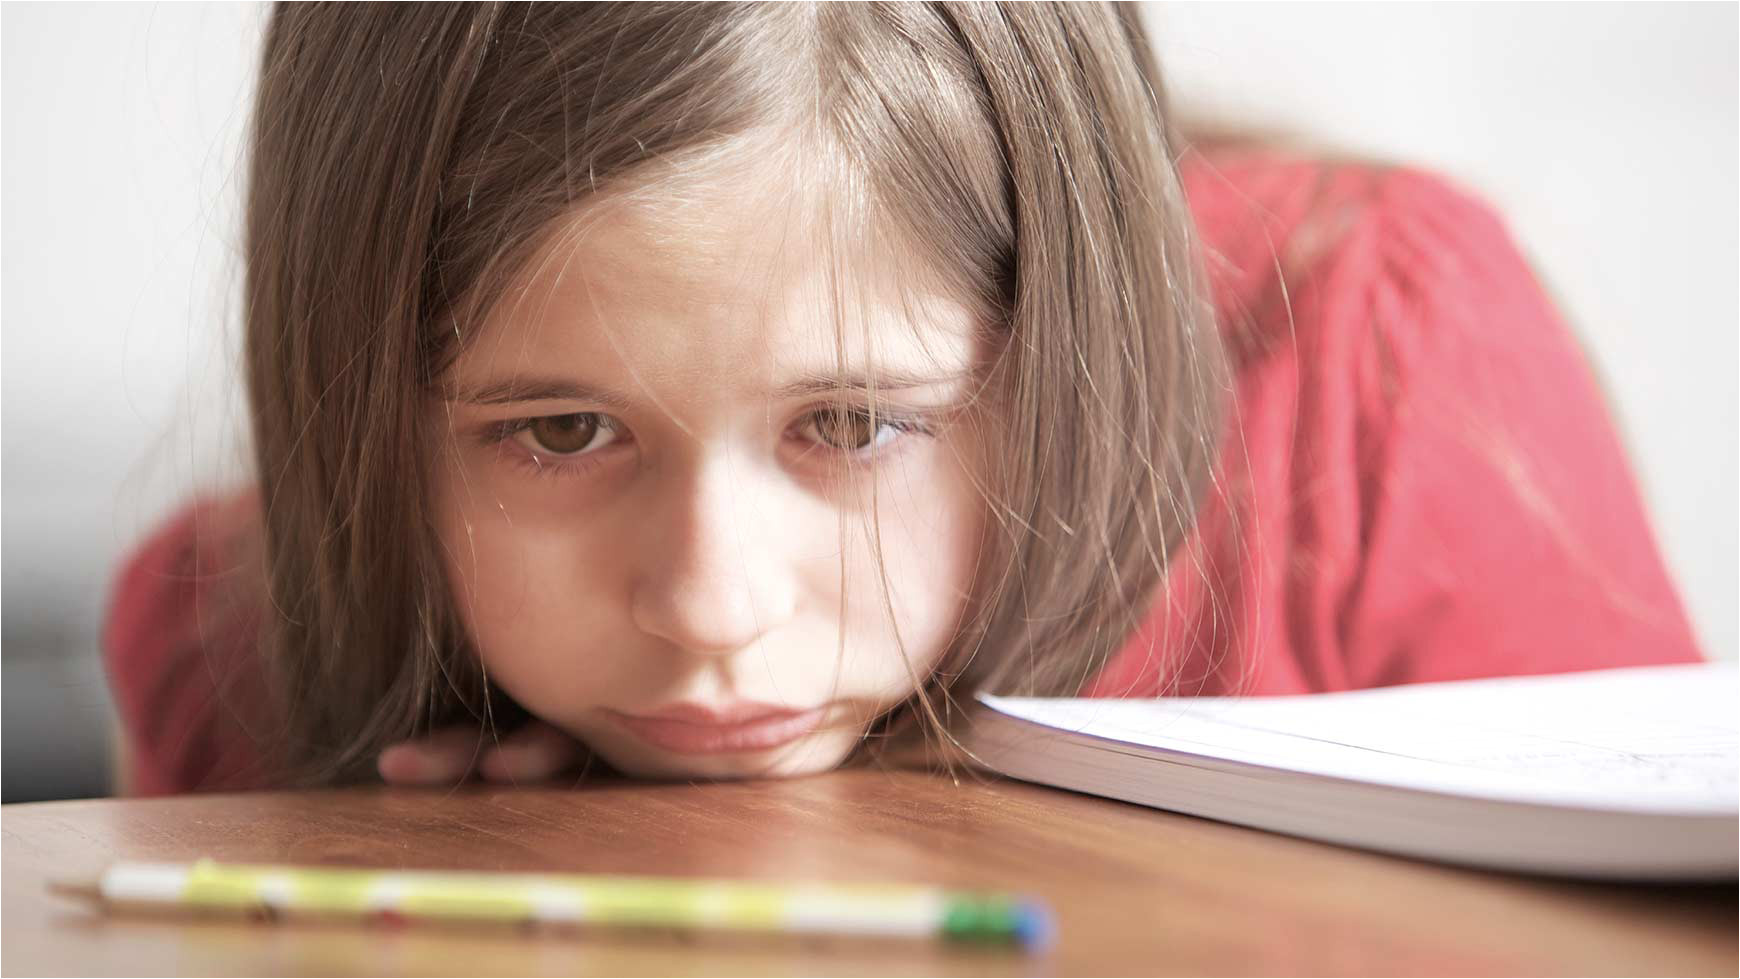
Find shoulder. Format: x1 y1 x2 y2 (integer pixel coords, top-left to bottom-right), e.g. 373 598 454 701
102 487 267 794
1180 146 1527 347
1178 145 1573 432
1168 148 1703 689
1179 144 1513 263
104 489 263 654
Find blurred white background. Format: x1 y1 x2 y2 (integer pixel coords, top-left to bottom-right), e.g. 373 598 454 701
2 3 1736 799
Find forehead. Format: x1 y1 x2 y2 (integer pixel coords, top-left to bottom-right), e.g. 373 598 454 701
452 152 985 398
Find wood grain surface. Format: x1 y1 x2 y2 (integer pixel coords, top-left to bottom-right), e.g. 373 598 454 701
3 770 1733 976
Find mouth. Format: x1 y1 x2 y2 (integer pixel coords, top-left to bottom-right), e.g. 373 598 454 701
602 703 828 755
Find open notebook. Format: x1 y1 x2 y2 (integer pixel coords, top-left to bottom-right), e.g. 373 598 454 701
965 663 1738 879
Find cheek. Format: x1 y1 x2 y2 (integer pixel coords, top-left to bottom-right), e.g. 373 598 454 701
845 444 987 682
430 457 630 711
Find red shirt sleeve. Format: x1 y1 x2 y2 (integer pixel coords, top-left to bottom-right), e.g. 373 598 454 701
1331 170 1703 687
1088 154 1703 697
101 491 268 794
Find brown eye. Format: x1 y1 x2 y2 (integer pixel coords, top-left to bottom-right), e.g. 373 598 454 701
810 407 880 451
526 413 604 454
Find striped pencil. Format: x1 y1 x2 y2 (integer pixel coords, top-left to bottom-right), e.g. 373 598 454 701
53 859 1055 952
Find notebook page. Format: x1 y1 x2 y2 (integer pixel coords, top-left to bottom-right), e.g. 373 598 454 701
978 663 1738 814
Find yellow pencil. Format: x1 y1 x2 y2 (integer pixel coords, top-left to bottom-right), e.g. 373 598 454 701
53 859 1055 951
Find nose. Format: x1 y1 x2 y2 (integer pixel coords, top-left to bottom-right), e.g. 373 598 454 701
629 454 801 657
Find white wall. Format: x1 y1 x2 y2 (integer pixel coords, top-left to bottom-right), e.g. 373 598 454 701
4 4 264 647
2 3 1734 662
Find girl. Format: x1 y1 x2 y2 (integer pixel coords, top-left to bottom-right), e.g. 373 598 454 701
104 3 1702 794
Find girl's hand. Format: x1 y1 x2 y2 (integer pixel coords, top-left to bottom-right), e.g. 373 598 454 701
377 721 586 785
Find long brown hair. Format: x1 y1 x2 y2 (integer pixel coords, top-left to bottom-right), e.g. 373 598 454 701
241 2 1226 782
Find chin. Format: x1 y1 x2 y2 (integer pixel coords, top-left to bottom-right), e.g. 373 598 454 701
590 731 860 781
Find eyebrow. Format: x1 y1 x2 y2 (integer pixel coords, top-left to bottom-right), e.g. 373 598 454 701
444 377 638 409
444 369 974 408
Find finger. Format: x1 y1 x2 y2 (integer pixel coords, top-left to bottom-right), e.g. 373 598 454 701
479 722 586 782
377 726 486 785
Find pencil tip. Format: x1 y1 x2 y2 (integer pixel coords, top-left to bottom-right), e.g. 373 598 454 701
47 878 102 903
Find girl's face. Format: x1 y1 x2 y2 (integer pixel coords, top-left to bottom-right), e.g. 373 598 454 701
431 167 991 779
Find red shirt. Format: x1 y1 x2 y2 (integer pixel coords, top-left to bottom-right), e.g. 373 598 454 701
103 153 1705 794
1087 151 1701 696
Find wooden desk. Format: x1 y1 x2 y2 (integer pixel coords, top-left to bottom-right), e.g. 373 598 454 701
3 771 1733 976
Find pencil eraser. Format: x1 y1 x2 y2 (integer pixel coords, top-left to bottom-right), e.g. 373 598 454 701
1012 898 1056 953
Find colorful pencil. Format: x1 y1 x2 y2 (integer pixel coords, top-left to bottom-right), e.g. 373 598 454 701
53 859 1055 951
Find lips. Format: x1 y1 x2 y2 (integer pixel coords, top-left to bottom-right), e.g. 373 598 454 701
604 703 827 755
